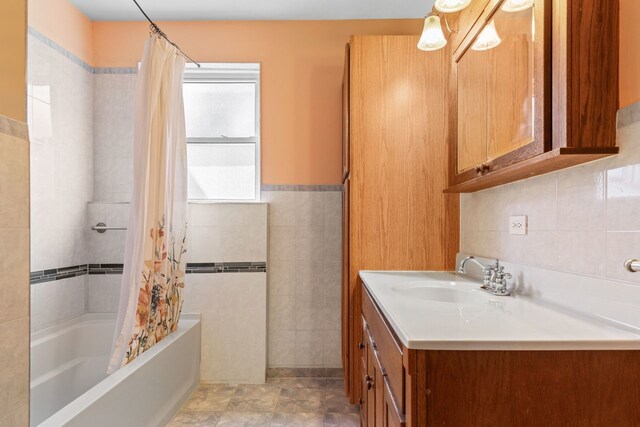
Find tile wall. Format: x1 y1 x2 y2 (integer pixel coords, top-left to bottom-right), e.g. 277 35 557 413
28 32 94 331
262 190 343 370
0 115 30 425
460 103 640 286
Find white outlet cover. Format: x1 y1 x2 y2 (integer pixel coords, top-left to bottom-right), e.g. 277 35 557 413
509 215 528 235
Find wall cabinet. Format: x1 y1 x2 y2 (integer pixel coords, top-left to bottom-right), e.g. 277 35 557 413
447 0 619 193
361 281 640 426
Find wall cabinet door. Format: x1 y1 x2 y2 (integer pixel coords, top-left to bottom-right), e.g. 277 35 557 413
454 0 544 181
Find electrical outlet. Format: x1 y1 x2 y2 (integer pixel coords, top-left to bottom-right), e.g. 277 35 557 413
509 215 527 235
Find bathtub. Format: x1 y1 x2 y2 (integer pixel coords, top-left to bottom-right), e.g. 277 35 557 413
31 313 201 427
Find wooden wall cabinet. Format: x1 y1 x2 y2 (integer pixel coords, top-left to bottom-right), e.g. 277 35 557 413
447 0 619 193
342 35 459 406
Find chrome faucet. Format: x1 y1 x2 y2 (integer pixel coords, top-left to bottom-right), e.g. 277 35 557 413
457 256 512 296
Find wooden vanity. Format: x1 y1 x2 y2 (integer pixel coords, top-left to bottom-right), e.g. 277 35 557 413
360 279 640 426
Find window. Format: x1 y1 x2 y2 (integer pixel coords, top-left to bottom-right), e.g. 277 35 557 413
183 63 260 201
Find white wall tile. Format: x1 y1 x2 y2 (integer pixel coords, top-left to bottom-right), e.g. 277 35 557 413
557 161 606 231
606 232 640 284
556 231 606 277
269 226 296 261
86 275 122 313
269 330 296 367
461 116 640 288
295 330 324 367
268 260 296 297
295 261 324 297
31 276 86 332
295 224 324 261
324 192 342 227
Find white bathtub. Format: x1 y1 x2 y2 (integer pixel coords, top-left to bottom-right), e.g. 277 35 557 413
31 313 201 427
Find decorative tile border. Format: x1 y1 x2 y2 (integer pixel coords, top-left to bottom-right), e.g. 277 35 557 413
31 262 266 284
186 262 267 274
267 368 344 379
0 114 29 140
88 264 125 275
618 101 640 129
28 27 137 75
261 184 343 192
30 265 88 284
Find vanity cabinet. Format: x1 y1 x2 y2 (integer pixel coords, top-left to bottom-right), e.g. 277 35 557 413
447 0 619 193
360 279 640 426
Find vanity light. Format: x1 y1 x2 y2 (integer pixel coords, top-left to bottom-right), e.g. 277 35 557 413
501 0 534 12
434 0 472 13
471 20 502 51
417 15 448 51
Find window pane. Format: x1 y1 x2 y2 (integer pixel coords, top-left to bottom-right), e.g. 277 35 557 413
187 144 256 200
183 82 256 138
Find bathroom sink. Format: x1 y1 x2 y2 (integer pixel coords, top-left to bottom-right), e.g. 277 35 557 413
391 282 490 305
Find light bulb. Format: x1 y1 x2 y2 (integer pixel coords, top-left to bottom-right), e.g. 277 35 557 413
434 0 473 13
501 0 534 12
417 15 447 51
471 20 502 51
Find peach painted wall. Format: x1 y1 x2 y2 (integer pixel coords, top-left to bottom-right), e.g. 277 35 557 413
28 0 94 65
26 0 640 183
620 0 640 108
93 20 423 184
0 0 27 121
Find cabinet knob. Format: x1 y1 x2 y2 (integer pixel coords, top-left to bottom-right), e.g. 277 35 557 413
475 165 483 174
358 342 365 350
366 376 374 390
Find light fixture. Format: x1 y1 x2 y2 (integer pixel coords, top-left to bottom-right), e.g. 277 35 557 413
501 0 534 12
417 15 448 51
471 20 501 51
434 0 472 13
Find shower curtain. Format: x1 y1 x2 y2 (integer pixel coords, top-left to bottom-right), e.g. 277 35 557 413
108 36 188 373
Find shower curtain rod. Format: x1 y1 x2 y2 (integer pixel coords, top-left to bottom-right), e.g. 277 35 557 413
131 0 201 67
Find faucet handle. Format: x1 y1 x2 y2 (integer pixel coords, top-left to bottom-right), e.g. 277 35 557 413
494 268 512 295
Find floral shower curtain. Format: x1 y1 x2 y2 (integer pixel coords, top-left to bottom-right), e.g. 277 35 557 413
108 36 188 373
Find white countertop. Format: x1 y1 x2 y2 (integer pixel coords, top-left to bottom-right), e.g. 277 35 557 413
360 270 640 351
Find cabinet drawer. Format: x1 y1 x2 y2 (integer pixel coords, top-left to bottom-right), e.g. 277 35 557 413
362 285 404 412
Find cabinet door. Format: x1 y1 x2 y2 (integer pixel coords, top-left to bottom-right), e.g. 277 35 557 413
383 378 405 427
451 0 549 185
366 335 376 427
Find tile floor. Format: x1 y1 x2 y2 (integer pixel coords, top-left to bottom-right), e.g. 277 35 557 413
168 378 360 426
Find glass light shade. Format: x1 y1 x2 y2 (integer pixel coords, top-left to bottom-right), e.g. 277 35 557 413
434 0 473 13
501 0 534 12
471 20 502 51
417 16 447 51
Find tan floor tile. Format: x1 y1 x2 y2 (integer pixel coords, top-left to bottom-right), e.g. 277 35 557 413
183 385 236 412
323 412 360 426
226 386 280 412
271 412 324 426
167 411 222 426
216 412 272 426
275 388 326 413
325 389 359 414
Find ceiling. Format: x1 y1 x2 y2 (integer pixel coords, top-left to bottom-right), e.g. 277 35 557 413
69 0 433 21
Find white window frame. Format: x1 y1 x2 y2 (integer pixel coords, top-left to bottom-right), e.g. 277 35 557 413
183 62 261 202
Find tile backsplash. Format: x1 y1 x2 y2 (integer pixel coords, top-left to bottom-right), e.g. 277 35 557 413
461 103 640 286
